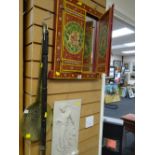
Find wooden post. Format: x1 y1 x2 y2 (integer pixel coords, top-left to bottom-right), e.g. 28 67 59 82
19 0 24 154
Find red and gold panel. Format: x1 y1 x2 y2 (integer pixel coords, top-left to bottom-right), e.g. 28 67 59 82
65 1 86 16
83 21 94 72
62 12 85 61
96 5 114 75
48 0 114 79
66 0 103 18
52 0 64 75
58 1 86 72
61 1 86 72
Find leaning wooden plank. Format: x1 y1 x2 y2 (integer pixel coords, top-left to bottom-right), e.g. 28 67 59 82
25 90 101 107
91 0 106 7
26 0 55 12
25 61 51 78
24 140 51 155
46 141 52 155
79 124 99 142
81 102 100 116
25 43 53 62
79 134 99 153
25 25 53 46
25 7 54 29
81 0 105 14
79 145 98 155
25 78 101 95
48 80 101 95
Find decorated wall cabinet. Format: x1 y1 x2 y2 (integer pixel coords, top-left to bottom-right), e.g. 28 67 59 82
48 0 114 79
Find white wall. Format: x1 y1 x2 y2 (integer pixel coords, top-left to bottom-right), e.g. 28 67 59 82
106 0 135 26
123 55 135 73
110 55 122 66
110 54 135 73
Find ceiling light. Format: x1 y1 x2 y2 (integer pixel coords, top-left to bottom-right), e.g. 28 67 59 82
121 50 135 54
124 42 135 47
112 28 134 38
112 42 135 49
112 44 126 49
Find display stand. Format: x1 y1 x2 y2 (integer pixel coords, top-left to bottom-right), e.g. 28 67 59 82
120 85 135 98
105 77 120 104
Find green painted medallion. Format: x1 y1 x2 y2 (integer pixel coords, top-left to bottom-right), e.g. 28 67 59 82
64 22 84 54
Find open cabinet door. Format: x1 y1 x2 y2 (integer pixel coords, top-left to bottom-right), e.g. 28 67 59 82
96 5 114 76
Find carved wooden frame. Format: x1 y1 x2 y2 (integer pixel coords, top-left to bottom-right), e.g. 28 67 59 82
48 0 114 79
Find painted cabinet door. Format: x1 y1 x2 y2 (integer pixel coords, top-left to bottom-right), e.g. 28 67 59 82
49 0 114 79
61 2 86 72
51 0 86 79
96 5 114 76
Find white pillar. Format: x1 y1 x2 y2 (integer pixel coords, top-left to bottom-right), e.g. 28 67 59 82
98 74 106 155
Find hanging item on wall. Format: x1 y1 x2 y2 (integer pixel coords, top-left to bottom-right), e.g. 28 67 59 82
52 99 81 155
48 0 114 79
96 6 114 75
50 0 86 79
61 5 86 72
20 24 52 144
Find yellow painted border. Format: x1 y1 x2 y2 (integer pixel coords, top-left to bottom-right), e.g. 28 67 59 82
61 68 82 73
62 60 82 65
62 58 83 63
53 0 60 75
66 0 103 19
66 1 86 12
60 2 65 73
82 67 94 73
49 70 100 79
65 1 86 17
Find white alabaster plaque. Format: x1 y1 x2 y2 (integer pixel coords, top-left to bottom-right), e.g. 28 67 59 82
51 99 81 155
